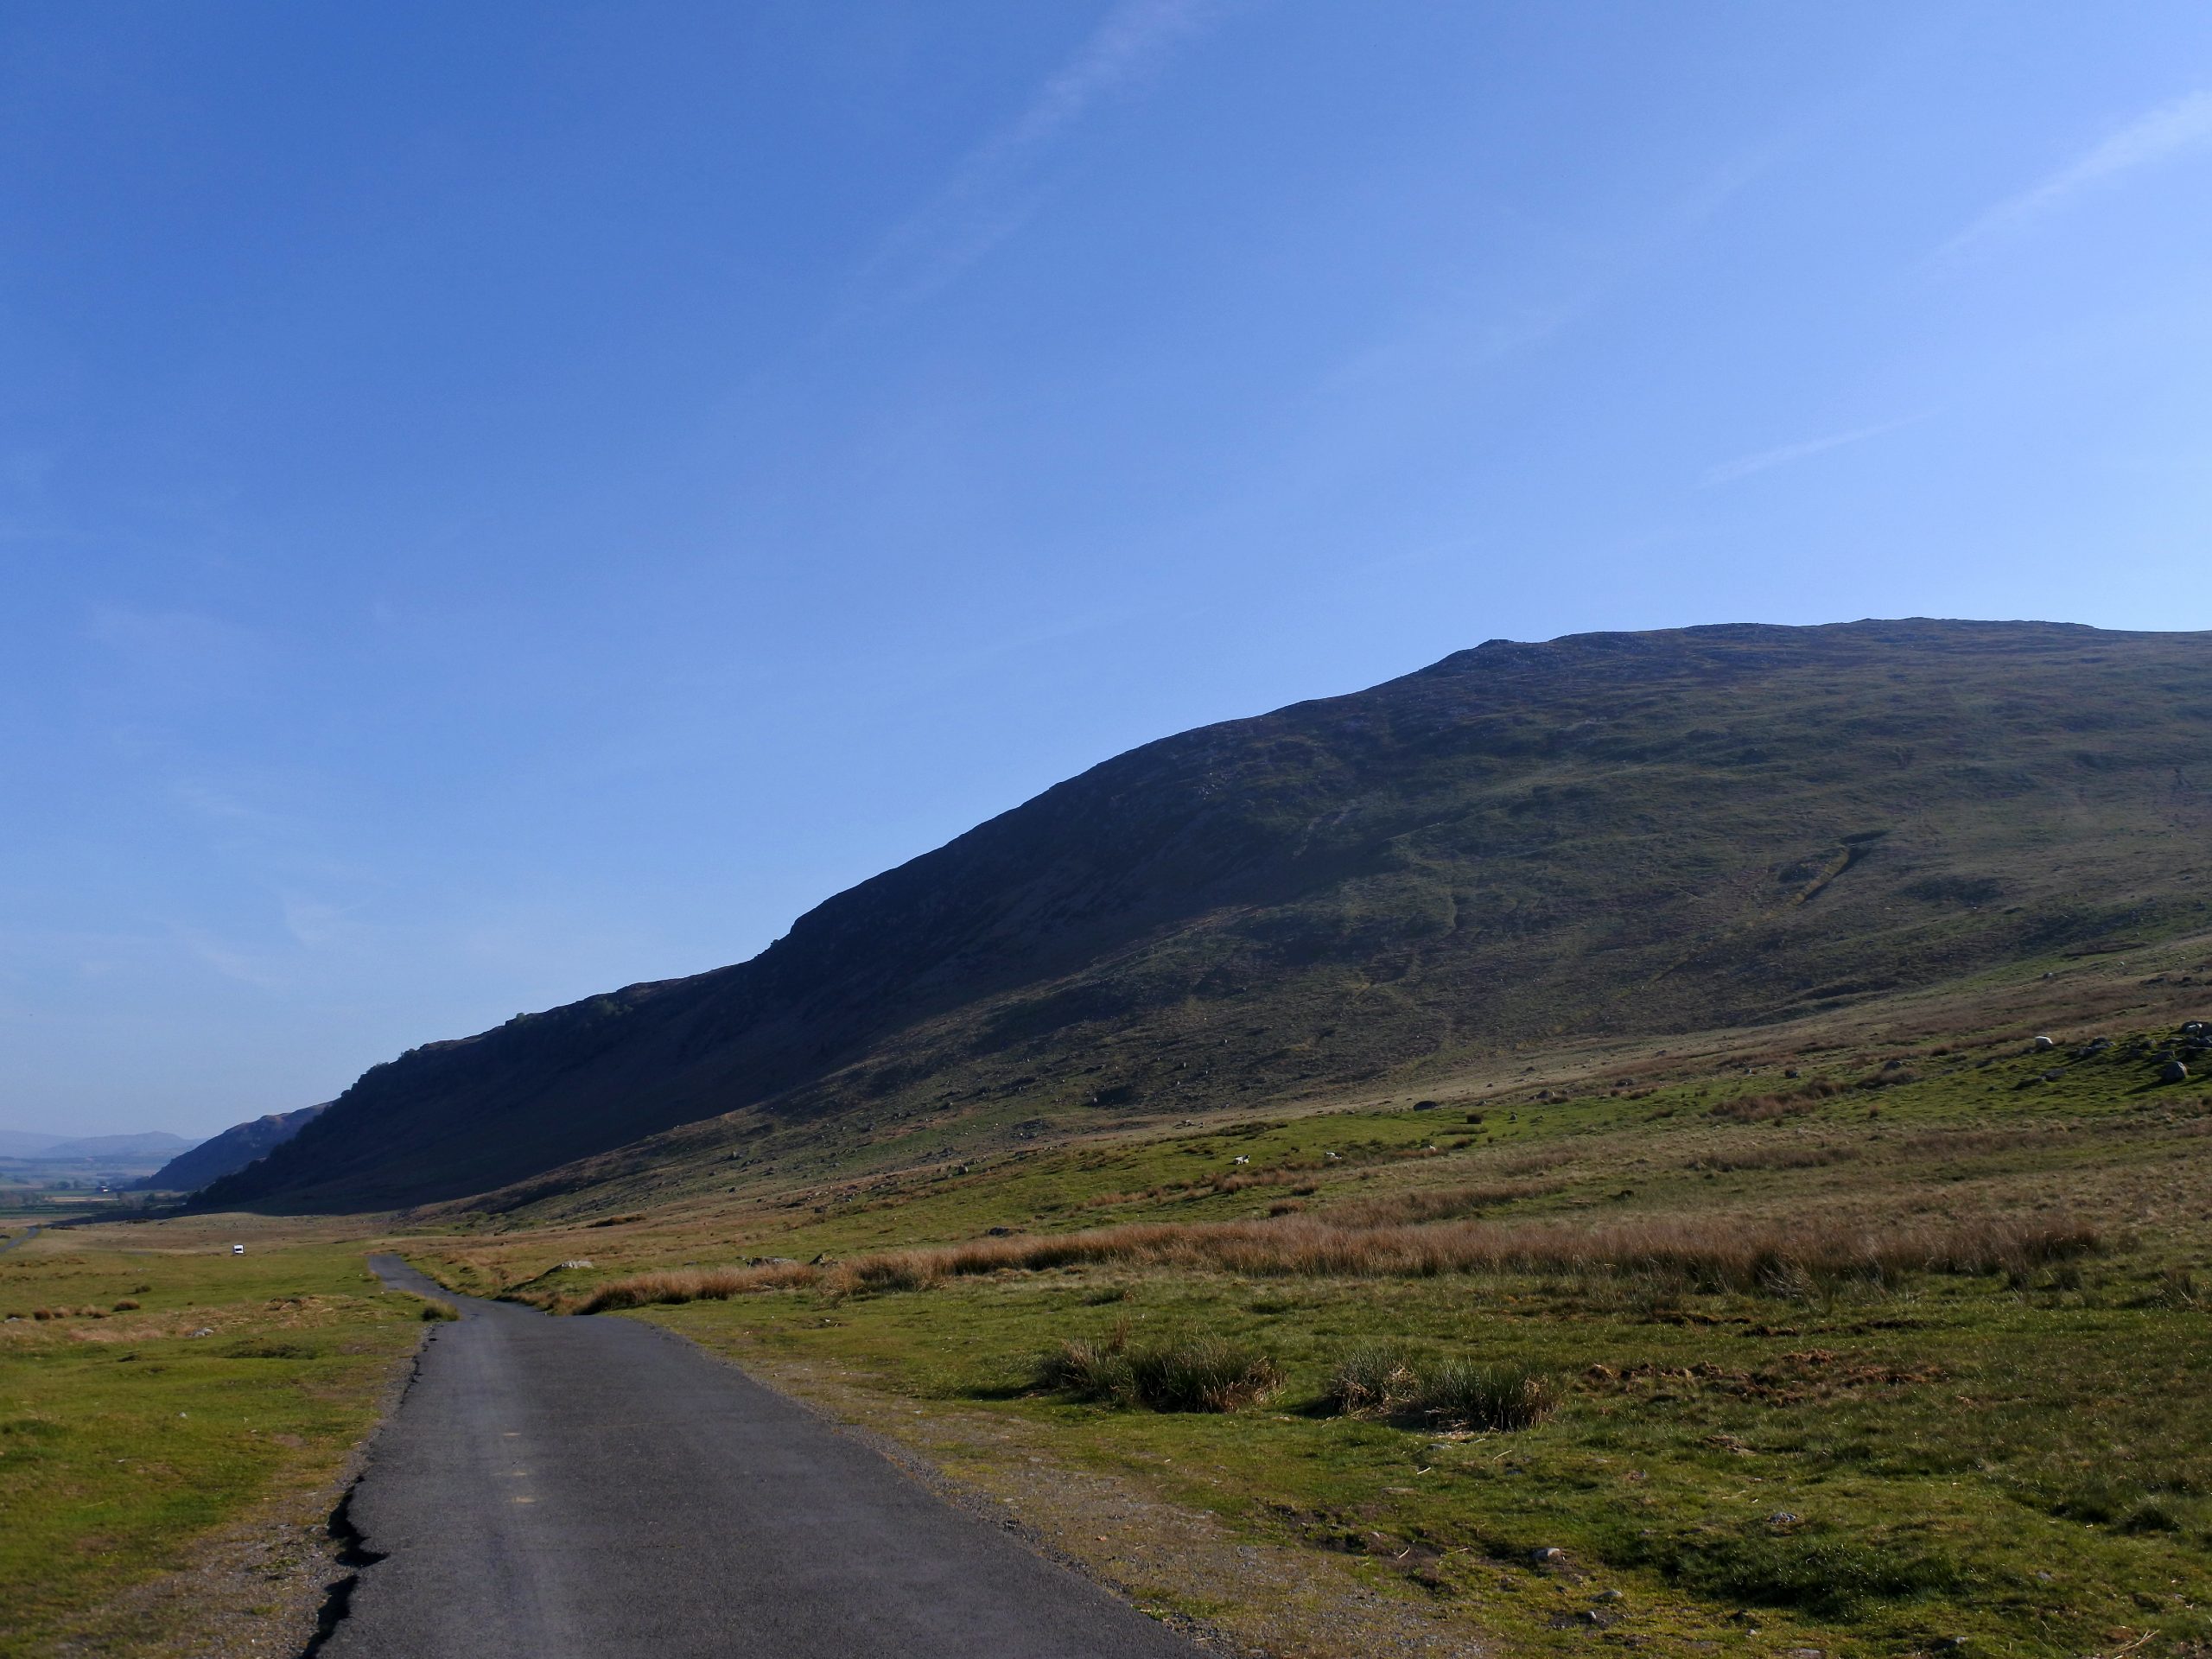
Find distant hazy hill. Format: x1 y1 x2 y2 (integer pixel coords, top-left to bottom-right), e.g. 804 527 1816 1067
16 1132 196 1167
202 620 2212 1213
142 1104 327 1193
0 1130 66 1158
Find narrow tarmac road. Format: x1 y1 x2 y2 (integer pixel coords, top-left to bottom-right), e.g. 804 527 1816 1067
329 1256 1201 1659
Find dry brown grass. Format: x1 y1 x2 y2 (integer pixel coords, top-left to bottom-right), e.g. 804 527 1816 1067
578 1207 2101 1312
575 1260 818 1313
1707 1078 1849 1123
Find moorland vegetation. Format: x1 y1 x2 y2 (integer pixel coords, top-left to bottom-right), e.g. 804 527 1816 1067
17 620 2212 1655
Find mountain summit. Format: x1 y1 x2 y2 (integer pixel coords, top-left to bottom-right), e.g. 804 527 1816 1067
200 620 2212 1213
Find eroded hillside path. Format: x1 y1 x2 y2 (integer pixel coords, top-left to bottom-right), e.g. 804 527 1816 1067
336 1256 1198 1659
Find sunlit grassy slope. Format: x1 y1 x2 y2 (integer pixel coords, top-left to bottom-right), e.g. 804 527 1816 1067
211 620 2212 1214
403 960 2212 1657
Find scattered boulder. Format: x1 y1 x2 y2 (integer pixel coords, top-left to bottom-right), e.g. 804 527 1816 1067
2162 1061 2190 1084
2033 1035 2056 1051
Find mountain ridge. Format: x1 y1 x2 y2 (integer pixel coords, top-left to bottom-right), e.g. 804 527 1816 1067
199 618 2212 1214
142 1104 328 1194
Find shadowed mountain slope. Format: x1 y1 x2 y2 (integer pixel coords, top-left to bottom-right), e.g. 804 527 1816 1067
201 620 2212 1213
142 1103 328 1194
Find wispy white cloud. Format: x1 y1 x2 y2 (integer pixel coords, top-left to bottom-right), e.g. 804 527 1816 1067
1702 410 1933 487
1942 88 2212 257
997 0 1218 155
853 0 1230 309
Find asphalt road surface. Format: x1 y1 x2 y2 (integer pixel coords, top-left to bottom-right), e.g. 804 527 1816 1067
330 1255 1199 1658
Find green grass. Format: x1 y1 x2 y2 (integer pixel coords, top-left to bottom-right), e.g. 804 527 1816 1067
635 1256 2211 1654
0 1225 425 1657
433 1014 2212 1656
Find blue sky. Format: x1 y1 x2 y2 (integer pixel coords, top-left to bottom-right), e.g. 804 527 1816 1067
4 3 2209 1137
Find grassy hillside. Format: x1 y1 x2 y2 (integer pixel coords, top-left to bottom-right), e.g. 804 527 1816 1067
205 619 2212 1214
392 955 2212 1657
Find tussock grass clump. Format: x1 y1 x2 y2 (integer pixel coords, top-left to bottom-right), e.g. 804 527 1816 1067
2153 1265 2202 1309
1322 1344 1554 1429
1036 1335 1135 1400
417 1298 460 1322
1321 1342 1421 1414
1412 1357 1555 1429
1034 1329 1281 1412
1130 1336 1283 1411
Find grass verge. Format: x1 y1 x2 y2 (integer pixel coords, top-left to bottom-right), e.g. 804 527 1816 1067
0 1221 424 1657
